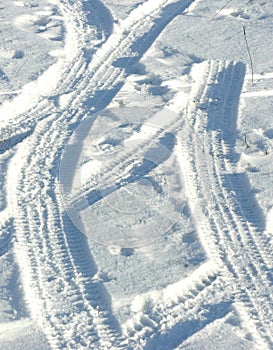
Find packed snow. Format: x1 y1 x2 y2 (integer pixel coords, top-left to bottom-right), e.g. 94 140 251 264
1 0 273 349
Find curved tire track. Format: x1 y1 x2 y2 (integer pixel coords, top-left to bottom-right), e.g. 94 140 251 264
126 59 273 349
8 0 197 349
186 60 273 348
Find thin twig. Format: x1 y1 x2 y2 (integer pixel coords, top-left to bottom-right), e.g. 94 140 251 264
244 133 250 148
15 57 29 77
243 26 254 85
211 0 234 20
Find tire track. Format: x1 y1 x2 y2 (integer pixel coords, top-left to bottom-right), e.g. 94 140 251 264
0 0 193 140
187 60 273 347
121 60 235 349
69 60 219 206
9 0 197 349
125 59 272 348
123 267 230 349
0 0 108 142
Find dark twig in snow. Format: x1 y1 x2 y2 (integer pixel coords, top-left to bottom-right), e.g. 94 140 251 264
211 0 234 20
244 133 250 149
243 26 254 85
15 57 29 77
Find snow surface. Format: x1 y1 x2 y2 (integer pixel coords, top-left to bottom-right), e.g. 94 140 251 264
1 0 273 349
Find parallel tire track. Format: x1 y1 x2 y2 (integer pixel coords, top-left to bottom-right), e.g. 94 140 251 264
187 60 273 348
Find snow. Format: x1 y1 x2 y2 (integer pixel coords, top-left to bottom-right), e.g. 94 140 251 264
1 0 273 349
0 319 49 350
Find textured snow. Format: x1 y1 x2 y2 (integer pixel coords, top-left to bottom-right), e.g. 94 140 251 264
1 0 273 349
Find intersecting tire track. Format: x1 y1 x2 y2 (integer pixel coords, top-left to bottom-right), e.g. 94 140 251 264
126 59 273 349
8 0 273 348
118 60 228 349
0 0 192 140
8 0 199 349
70 59 223 206
65 58 234 348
